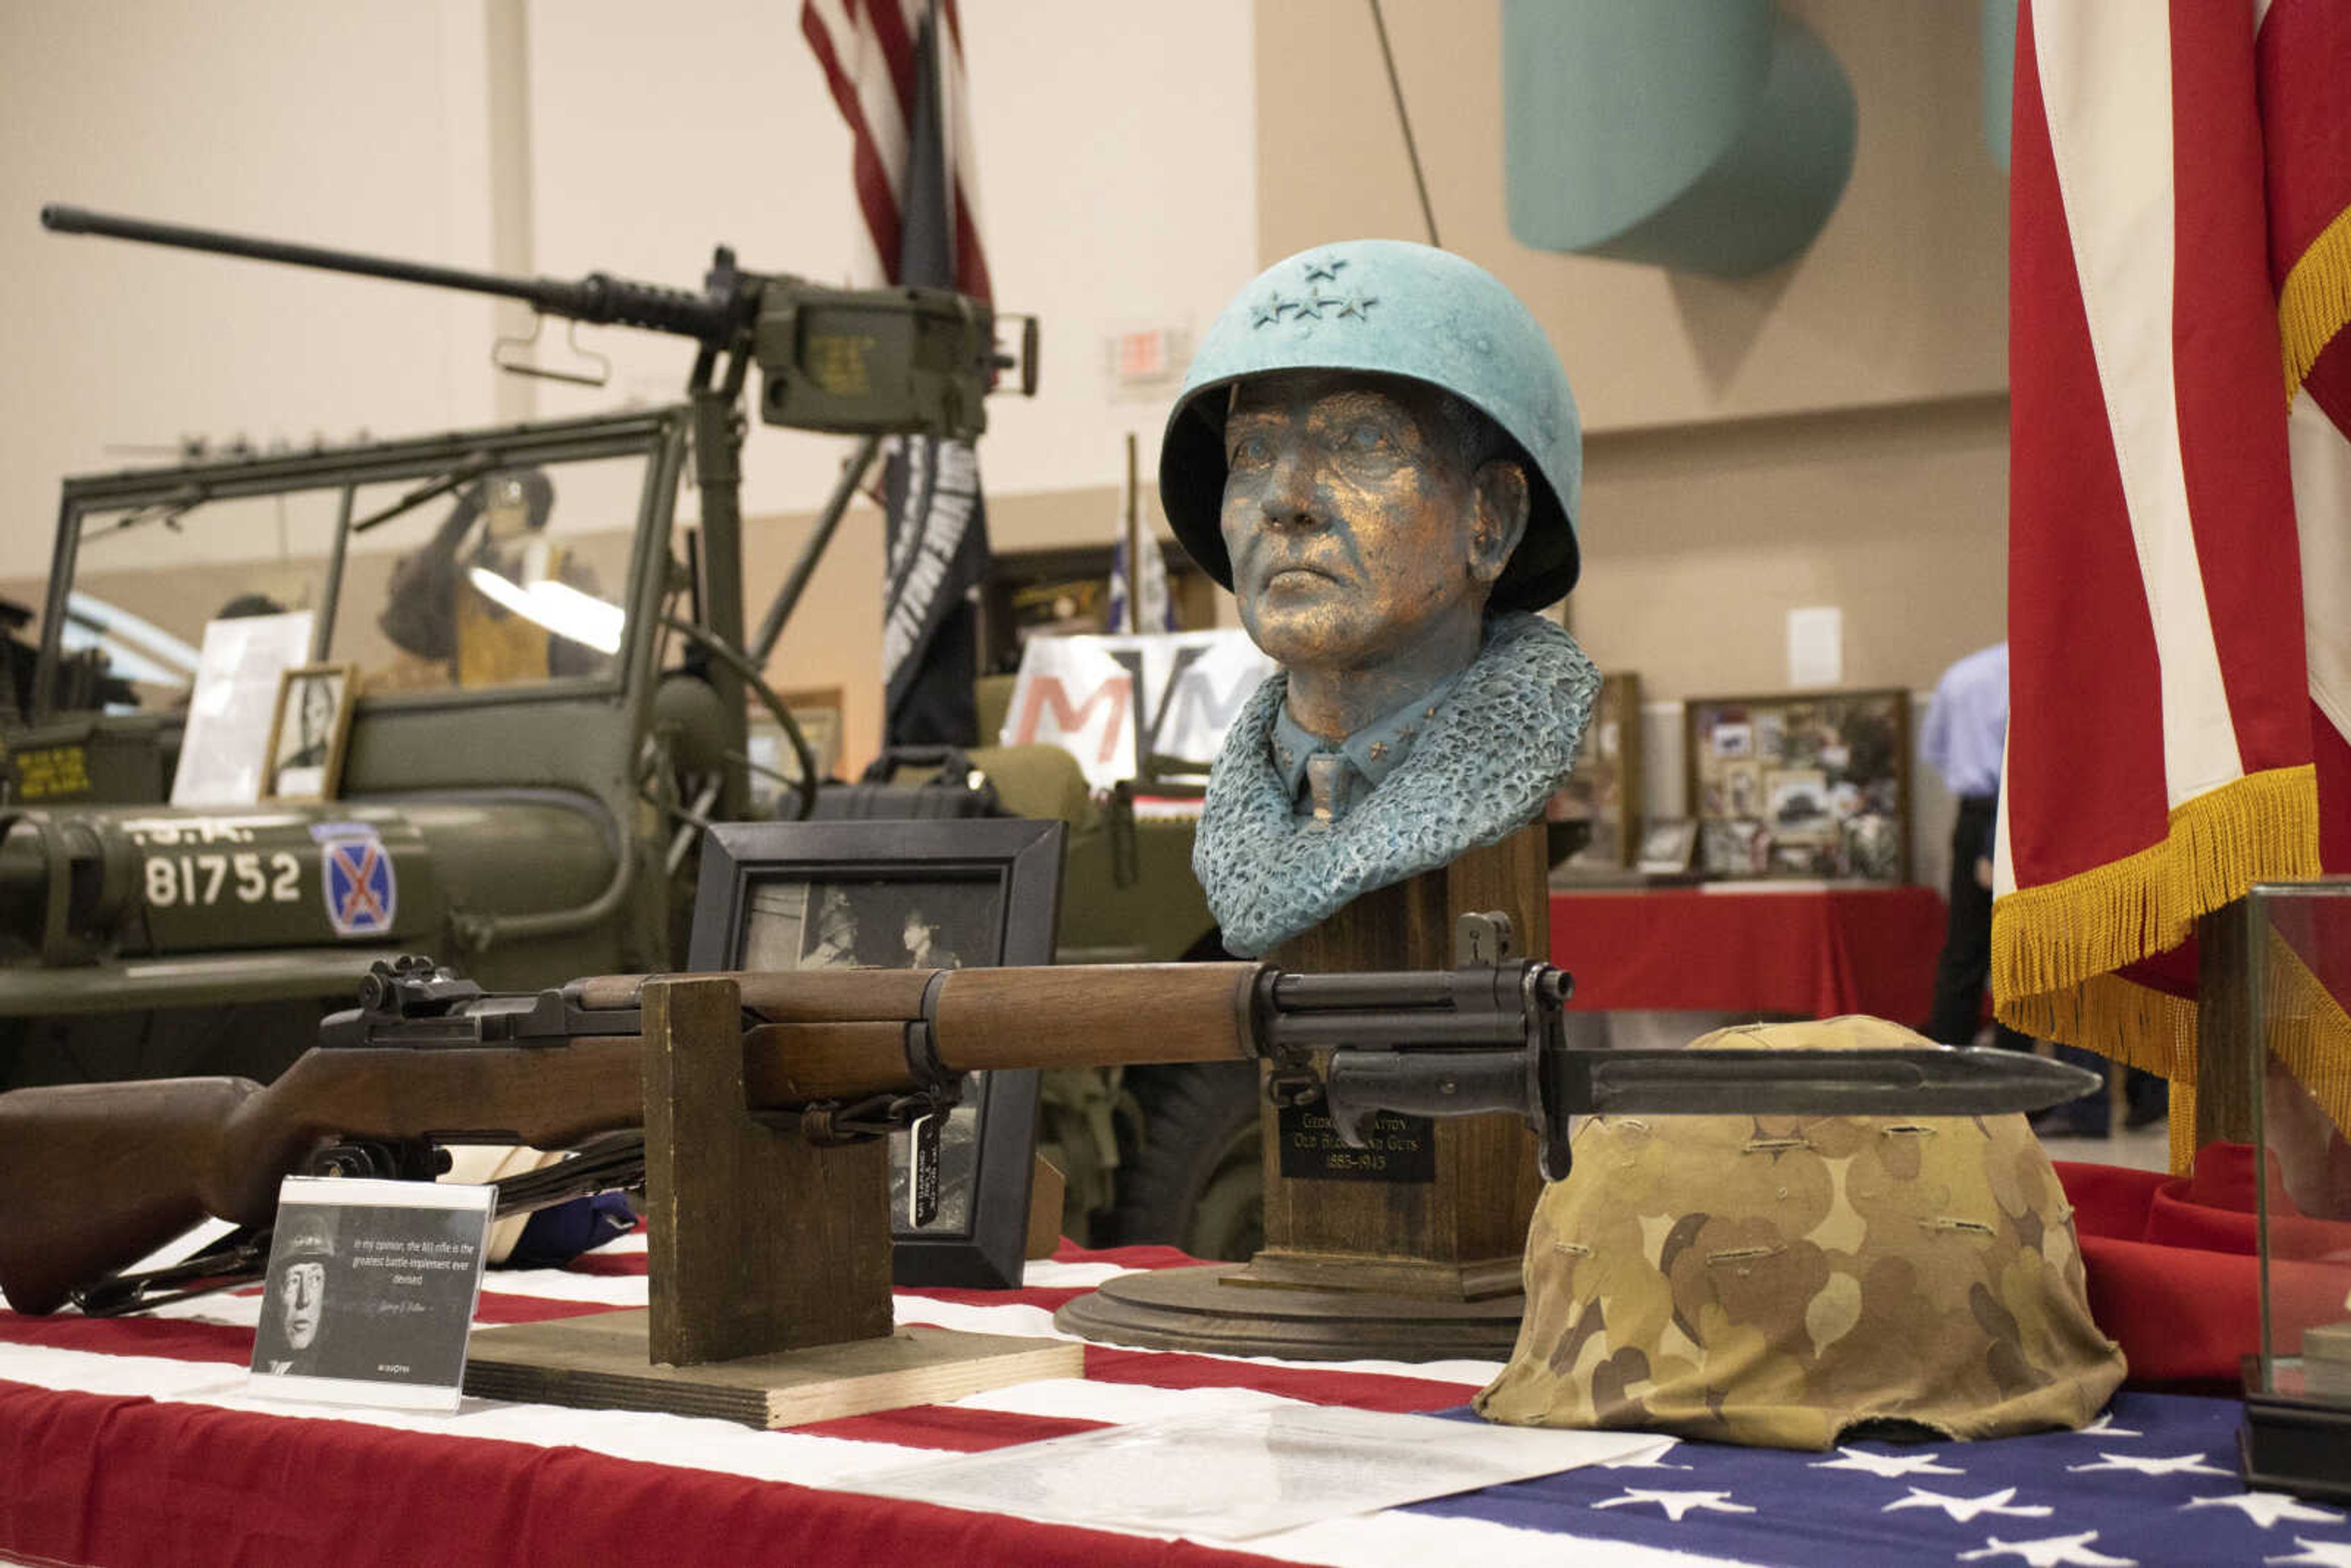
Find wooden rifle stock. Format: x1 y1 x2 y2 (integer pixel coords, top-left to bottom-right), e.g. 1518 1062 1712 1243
0 1077 257 1319
0 962 1270 1316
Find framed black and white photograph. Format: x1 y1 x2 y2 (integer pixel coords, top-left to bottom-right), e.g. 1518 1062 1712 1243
690 817 1065 1288
262 661 356 801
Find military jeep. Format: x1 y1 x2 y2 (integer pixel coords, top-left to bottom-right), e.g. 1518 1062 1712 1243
0 411 1260 1255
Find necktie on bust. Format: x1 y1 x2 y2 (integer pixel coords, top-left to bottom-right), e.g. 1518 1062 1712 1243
1303 751 1352 823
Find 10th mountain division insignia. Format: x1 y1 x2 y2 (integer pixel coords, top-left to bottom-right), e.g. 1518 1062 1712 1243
311 823 396 939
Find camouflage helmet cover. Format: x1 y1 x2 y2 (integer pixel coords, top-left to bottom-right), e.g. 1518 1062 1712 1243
1159 240 1583 612
1475 1015 2126 1450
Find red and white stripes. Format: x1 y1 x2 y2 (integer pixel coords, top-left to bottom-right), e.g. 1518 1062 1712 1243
1995 1 2327 1081
801 0 992 301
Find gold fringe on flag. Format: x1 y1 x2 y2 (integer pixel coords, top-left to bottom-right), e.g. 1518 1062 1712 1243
2169 1079 2198 1177
1992 765 2321 1109
2259 923 2351 1152
2279 203 2351 400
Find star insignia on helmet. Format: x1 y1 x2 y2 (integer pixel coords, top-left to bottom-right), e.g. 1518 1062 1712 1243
1302 255 1347 284
1251 291 1291 329
1292 290 1336 321
1335 293 1377 320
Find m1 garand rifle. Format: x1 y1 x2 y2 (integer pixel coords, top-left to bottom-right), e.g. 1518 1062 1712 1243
0 925 2098 1318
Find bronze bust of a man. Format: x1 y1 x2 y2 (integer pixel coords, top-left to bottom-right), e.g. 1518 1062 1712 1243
1160 241 1598 955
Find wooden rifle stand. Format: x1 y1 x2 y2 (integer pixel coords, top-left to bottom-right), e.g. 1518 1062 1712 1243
463 974 1080 1427
1057 824 1550 1361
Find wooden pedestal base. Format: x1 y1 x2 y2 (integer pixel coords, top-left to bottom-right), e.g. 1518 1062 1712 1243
1059 828 1551 1363
1052 1264 1523 1362
464 1310 1082 1429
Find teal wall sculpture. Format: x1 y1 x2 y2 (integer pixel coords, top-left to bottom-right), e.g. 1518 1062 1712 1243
1501 0 1858 277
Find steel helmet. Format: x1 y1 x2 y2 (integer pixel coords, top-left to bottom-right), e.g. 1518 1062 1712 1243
1159 239 1583 611
1475 1015 2126 1450
276 1207 337 1262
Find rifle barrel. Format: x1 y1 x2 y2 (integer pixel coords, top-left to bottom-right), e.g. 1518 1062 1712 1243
40 203 738 343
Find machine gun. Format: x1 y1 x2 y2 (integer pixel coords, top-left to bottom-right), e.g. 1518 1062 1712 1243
38 203 1041 818
41 204 1032 444
0 934 2098 1318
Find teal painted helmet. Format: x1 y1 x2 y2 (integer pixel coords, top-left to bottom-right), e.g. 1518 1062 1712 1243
1159 239 1583 611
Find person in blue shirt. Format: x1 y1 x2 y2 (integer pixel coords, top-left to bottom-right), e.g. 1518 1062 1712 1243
1920 644 2026 1054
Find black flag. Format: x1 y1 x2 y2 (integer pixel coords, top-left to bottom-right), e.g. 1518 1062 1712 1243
876 1 988 747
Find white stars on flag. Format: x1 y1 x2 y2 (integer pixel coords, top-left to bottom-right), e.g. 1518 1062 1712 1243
2067 1451 2233 1479
2264 1539 2351 1567
1590 1488 1756 1523
1811 1447 1965 1478
2182 1491 2345 1530
1957 1531 2137 1567
1885 1486 2053 1523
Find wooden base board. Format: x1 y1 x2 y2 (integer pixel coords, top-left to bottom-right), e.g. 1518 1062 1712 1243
1224 1248 1524 1302
1054 1263 1525 1362
465 1310 1082 1430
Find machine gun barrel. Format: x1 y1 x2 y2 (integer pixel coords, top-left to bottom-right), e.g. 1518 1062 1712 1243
42 201 1024 443
41 203 746 345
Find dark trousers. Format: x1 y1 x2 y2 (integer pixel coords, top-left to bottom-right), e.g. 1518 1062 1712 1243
1924 796 2032 1050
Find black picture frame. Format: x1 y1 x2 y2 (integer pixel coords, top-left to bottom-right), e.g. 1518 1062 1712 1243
688 817 1066 1288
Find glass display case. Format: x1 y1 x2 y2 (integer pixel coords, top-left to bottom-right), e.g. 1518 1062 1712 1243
2239 880 2351 1499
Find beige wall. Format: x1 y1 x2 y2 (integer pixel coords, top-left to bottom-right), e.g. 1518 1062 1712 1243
1253 0 2014 706
9 0 2016 786
1573 396 2011 700
1254 0 2008 428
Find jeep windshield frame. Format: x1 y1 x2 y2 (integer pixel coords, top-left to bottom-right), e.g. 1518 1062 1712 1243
33 408 687 727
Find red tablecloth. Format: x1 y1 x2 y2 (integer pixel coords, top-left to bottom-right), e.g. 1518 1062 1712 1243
1548 885 1948 1022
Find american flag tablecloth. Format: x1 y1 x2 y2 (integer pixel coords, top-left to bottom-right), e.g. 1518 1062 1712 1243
1 1232 2341 1568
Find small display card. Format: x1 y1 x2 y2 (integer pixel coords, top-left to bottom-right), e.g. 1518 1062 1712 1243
247 1176 495 1412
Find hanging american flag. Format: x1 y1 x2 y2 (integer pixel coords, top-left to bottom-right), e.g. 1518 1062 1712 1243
2261 1 2351 882
1996 1 2347 1154
804 0 993 746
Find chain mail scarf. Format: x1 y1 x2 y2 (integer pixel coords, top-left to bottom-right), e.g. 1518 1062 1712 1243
1194 612 1599 956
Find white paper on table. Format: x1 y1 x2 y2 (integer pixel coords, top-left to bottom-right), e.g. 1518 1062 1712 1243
169 610 315 806
837 1403 1671 1540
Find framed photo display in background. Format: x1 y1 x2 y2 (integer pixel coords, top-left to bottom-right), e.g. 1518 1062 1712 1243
1547 672 1641 870
1684 688 1911 883
262 661 356 801
689 817 1065 1288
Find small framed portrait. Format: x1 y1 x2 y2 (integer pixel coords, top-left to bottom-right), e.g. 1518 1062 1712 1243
690 817 1065 1288
1722 760 1761 820
1636 817 1699 875
263 662 356 801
